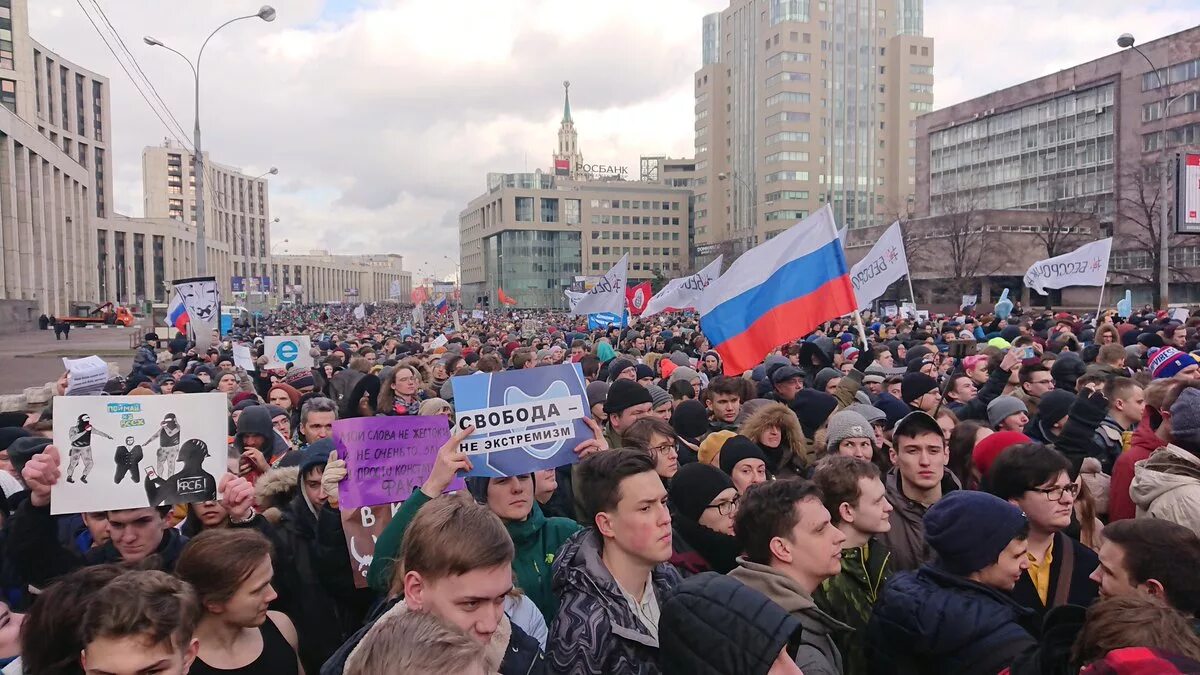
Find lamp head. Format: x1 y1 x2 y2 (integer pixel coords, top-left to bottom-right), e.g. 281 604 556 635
257 5 277 22
143 36 164 47
1117 33 1136 48
268 166 278 175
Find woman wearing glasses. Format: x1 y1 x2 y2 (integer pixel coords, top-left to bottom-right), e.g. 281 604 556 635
667 462 742 575
376 364 424 416
620 417 680 484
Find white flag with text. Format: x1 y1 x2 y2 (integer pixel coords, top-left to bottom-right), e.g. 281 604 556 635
1023 238 1112 295
642 256 724 318
848 221 910 311
566 254 628 316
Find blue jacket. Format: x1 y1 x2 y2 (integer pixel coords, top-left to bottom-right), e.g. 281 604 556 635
866 564 1037 675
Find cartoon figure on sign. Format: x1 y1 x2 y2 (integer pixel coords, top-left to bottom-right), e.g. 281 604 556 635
142 413 182 477
66 414 114 484
350 534 378 579
144 438 216 506
113 435 147 484
174 278 219 323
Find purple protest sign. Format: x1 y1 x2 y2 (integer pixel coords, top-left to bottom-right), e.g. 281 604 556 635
331 415 464 509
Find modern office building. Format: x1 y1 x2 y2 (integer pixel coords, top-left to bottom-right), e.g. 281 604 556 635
913 24 1200 305
142 140 273 299
693 0 933 262
271 251 410 304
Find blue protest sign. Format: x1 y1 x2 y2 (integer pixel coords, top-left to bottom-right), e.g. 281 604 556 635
588 311 628 329
451 364 590 477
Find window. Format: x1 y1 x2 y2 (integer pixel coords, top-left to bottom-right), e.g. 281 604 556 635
769 0 810 25
540 198 559 223
910 64 933 75
909 101 933 112
765 51 811 69
765 131 811 144
921 47 929 56
765 91 811 106
564 198 580 225
765 170 809 182
909 83 933 94
910 45 917 55
0 77 13 112
515 197 534 222
765 71 811 87
765 190 810 201
765 111 811 125
765 209 809 221
765 151 810 162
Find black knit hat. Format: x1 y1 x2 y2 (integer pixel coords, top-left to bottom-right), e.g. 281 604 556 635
608 358 637 383
671 400 709 442
900 372 939 405
718 435 768 477
669 463 735 523
603 379 654 415
790 389 838 439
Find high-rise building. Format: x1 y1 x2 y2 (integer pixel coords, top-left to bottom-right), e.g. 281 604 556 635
693 0 933 262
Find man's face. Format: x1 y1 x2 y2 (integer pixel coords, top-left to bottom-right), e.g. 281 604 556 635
1173 328 1188 349
950 378 977 403
272 415 290 439
1176 364 1200 381
611 403 653 432
1114 387 1146 424
242 433 266 450
707 393 741 424
889 431 947 491
878 351 894 368
486 475 534 521
1010 471 1075 534
591 403 609 425
886 381 902 399
1090 540 1146 601
775 377 802 401
779 497 846 585
634 337 646 352
1023 372 1055 398
999 412 1029 432
83 634 198 675
973 538 1030 591
846 477 892 536
303 467 327 509
82 511 111 547
106 508 166 562
302 411 336 443
598 470 673 565
219 555 278 627
408 564 514 645
914 390 940 413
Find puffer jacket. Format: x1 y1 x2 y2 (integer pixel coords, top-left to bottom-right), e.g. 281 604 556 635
866 564 1037 675
814 539 893 675
1109 408 1164 522
1130 444 1200 532
728 557 850 675
546 528 681 675
879 469 960 572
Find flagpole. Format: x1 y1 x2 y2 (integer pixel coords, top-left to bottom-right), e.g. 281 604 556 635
853 309 870 351
1095 281 1106 325
906 273 917 310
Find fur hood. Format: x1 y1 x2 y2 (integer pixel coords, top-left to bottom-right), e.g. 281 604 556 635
738 401 811 468
255 467 299 510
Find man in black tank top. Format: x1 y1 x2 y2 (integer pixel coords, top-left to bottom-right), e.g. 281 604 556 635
144 413 183 477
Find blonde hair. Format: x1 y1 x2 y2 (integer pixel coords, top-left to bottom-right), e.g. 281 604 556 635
344 610 488 675
1072 594 1200 667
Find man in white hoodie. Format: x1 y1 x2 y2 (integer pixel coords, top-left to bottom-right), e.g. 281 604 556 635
1131 385 1200 532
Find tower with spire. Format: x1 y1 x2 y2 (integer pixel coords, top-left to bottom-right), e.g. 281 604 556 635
553 80 583 179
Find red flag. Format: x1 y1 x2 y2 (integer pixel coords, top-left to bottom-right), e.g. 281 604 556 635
411 287 428 304
626 282 652 316
497 287 518 306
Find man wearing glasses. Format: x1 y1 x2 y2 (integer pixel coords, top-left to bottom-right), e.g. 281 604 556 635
1016 363 1055 419
985 443 1099 622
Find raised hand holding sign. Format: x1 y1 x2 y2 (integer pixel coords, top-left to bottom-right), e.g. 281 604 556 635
995 288 1014 320
1116 290 1132 319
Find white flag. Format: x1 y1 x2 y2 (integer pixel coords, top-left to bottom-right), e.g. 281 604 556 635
642 256 724 318
837 226 848 246
389 279 402 299
353 303 366 320
848 221 910 311
567 254 628 316
1023 238 1112 295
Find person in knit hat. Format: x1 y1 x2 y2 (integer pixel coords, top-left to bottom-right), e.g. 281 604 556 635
1148 347 1200 380
718 435 769 494
607 358 637 383
666 464 742 575
825 409 876 462
814 367 844 395
971 431 1031 481
645 384 673 421
901 373 940 413
867 490 1035 674
1130 387 1200 532
790 389 839 442
987 395 1030 431
698 430 737 466
603 379 654 448
586 380 610 424
671 399 709 465
667 366 702 398
1025 389 1076 444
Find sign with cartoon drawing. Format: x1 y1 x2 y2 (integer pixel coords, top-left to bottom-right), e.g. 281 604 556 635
171 276 221 352
51 393 228 514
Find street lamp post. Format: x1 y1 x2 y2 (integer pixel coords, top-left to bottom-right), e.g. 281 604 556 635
145 5 277 277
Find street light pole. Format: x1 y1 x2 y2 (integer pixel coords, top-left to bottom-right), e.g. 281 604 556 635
145 6 277 278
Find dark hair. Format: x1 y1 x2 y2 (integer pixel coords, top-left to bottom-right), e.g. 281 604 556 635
81 570 200 653
734 478 823 565
943 374 973 402
984 443 1071 500
621 417 676 454
1103 519 1200 615
669 379 695 401
579 354 600 380
575 449 658 525
1018 364 1049 387
176 529 273 609
706 376 743 401
811 456 880 526
21 564 126 675
947 420 989 487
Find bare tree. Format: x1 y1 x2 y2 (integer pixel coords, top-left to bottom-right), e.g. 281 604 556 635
1115 159 1198 307
920 191 1006 299
1033 185 1099 259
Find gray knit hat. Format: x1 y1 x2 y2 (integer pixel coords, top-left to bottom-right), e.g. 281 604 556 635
1170 388 1200 449
668 366 701 387
646 384 672 409
814 367 843 393
825 410 875 453
987 395 1029 429
845 403 887 425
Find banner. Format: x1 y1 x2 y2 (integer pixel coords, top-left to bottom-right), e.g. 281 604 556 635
642 256 723 318
566 254 627 316
171 276 220 352
232 344 255 371
471 310 486 319
1023 238 1112 295
331 416 463 510
626 282 652 316
63 356 109 396
411 287 428 304
51 393 227 514
961 294 978 310
848 221 909 311
353 303 366 320
389 279 402 299
433 282 455 295
451 363 590 477
588 311 628 329
263 335 314 369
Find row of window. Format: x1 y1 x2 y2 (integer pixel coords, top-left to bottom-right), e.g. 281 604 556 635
930 84 1115 150
765 91 811 107
765 131 811 145
590 261 681 272
1143 91 1200 122
589 215 682 226
591 230 682 241
1143 122 1200 152
588 199 681 211
592 246 682 256
765 151 810 163
1143 57 1200 91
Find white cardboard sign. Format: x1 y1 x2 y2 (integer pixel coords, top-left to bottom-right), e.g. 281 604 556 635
263 335 313 369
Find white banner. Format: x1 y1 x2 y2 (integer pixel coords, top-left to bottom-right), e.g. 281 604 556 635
172 276 220 352
848 221 910 311
232 344 255 371
566 254 627 316
642 256 724 318
353 303 366 320
263 335 314 369
389 279 402 299
961 294 978 309
1023 238 1112 295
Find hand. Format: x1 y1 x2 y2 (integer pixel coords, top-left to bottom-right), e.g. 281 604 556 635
421 426 475 498
574 417 610 461
321 451 347 502
239 448 269 475
1000 348 1022 373
219 473 255 522
54 371 69 396
23 445 61 508
853 347 875 373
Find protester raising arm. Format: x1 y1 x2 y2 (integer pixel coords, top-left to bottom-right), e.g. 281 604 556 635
952 348 1022 422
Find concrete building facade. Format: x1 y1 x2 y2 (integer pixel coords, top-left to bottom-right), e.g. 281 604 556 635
271 251 410 304
693 0 933 263
914 25 1200 305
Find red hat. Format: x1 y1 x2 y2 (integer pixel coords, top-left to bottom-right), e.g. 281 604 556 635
972 431 1031 478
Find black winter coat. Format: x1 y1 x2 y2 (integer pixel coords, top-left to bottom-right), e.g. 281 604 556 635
1009 532 1099 626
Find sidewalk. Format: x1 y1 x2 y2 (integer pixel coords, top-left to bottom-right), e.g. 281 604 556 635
0 326 135 394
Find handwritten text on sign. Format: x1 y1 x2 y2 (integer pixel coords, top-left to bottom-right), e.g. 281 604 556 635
332 416 462 509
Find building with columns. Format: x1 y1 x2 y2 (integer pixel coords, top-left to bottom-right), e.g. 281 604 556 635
271 251 410 304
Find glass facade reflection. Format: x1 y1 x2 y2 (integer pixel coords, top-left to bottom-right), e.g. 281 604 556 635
485 230 582 309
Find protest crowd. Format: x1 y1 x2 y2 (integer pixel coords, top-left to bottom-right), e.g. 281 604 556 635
4 270 1200 674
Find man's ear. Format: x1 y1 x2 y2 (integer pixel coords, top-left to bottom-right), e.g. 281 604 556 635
596 511 616 539
838 501 855 526
404 570 427 611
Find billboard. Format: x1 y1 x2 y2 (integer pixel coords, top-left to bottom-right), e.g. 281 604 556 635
1180 153 1200 234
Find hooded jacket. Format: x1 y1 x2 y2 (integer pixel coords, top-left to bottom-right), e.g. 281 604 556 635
727 556 850 675
814 539 893 675
866 564 1037 675
1130 444 1200 531
234 405 291 464
1109 408 1165 522
546 528 681 675
879 469 961 572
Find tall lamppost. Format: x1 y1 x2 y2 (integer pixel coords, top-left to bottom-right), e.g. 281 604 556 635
144 5 277 277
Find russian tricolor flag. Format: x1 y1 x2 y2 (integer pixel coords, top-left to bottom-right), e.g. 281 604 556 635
698 205 857 375
434 295 449 315
166 291 189 332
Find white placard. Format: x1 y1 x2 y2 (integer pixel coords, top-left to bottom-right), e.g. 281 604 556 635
51 393 228 514
429 334 448 350
263 335 314 369
472 310 485 319
63 356 109 396
232 344 255 371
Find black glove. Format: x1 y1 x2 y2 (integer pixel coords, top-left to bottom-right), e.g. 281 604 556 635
854 347 876 373
1070 389 1108 429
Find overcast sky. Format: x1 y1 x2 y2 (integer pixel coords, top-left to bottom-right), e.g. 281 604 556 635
28 1 1199 280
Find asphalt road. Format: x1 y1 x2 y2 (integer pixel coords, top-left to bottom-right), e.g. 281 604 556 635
0 325 136 394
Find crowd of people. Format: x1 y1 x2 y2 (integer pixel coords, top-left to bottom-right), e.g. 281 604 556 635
0 300 1198 673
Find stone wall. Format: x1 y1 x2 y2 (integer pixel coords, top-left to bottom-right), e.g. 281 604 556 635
0 300 38 336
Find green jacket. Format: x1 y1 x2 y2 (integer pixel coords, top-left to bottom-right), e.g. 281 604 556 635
814 539 893 675
366 488 581 623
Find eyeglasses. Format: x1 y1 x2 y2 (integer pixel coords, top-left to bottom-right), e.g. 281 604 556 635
705 496 740 516
1032 483 1080 501
649 443 676 456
